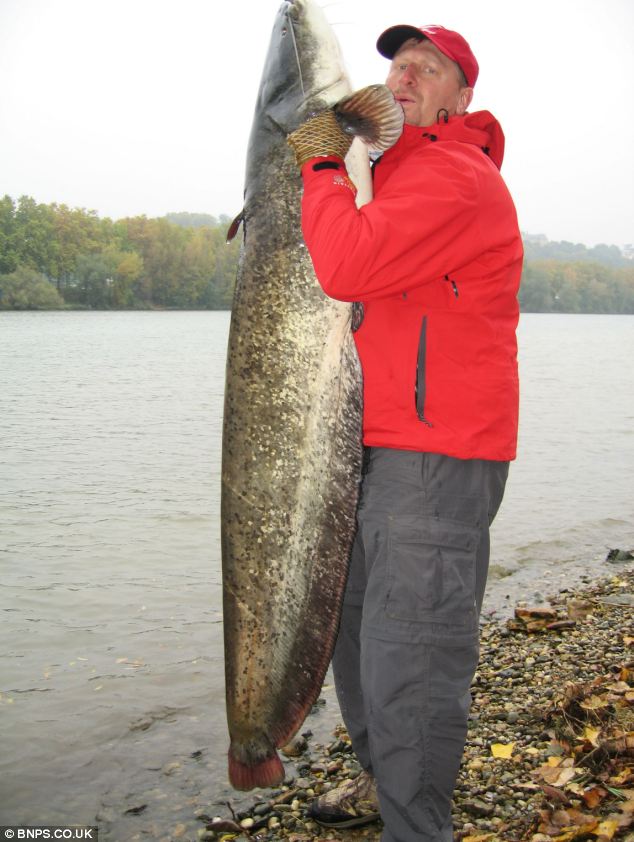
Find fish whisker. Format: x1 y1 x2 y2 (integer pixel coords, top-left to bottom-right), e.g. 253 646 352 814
287 13 305 99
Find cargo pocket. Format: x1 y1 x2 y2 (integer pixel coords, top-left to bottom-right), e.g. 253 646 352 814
385 515 479 625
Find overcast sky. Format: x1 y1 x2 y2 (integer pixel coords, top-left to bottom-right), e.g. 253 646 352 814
1 0 633 247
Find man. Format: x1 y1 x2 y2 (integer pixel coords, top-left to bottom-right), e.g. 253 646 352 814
288 22 522 842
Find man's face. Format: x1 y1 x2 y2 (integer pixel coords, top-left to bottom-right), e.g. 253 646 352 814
385 38 473 127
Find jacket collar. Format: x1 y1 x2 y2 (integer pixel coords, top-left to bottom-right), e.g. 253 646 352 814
390 111 506 170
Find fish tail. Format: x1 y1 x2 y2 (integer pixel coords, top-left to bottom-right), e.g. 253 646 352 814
334 84 404 152
228 738 285 791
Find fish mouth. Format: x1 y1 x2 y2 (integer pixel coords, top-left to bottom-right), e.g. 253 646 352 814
284 0 305 22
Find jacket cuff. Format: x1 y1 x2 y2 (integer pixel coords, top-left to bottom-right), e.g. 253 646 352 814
300 155 346 178
300 156 357 199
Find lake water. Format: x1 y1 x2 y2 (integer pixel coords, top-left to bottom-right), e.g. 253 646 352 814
1 311 633 839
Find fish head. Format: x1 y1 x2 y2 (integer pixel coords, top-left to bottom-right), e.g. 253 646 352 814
254 0 352 133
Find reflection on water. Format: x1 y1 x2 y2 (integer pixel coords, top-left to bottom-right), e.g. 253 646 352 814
1 311 633 837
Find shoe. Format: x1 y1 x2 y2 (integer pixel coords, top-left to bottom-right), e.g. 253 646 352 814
308 770 381 828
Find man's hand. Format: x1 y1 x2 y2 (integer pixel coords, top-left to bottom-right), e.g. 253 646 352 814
287 109 353 169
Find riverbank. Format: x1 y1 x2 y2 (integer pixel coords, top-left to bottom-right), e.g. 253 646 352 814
203 566 634 842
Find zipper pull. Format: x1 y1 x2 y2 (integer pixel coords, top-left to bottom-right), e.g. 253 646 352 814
444 274 459 298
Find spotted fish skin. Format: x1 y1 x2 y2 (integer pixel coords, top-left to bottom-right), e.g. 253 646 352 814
221 0 366 791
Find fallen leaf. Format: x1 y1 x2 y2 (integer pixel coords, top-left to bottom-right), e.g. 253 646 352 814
582 725 602 747
491 742 515 758
608 767 634 786
580 694 610 711
594 818 619 839
606 681 631 695
533 763 579 787
601 733 634 756
551 821 598 841
542 785 570 804
580 786 607 809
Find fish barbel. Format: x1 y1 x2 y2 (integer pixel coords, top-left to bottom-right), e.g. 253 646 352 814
221 0 403 791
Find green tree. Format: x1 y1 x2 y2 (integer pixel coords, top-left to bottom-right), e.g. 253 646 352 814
519 262 555 312
209 228 239 308
68 253 113 308
108 248 144 308
50 203 108 292
0 266 65 309
0 195 19 274
13 196 58 278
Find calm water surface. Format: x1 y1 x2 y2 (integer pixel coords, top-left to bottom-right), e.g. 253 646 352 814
1 311 633 838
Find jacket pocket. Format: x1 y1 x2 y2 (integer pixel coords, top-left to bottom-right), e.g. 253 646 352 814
385 515 478 625
415 316 432 426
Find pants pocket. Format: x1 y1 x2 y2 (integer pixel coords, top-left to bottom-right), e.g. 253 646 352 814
385 514 479 624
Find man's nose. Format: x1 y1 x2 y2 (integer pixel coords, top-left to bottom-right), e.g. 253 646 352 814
399 66 416 86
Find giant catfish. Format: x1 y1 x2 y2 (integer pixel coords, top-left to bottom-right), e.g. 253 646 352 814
221 0 402 791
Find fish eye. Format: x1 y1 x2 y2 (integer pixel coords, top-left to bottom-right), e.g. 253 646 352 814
281 26 287 36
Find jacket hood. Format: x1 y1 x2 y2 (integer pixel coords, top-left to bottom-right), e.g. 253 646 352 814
400 110 506 169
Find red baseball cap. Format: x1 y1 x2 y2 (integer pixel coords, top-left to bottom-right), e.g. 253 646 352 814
376 24 479 87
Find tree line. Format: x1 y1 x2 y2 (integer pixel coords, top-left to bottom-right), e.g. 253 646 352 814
0 195 632 313
0 197 239 310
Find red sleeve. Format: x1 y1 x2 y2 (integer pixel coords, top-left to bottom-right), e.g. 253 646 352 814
300 148 482 302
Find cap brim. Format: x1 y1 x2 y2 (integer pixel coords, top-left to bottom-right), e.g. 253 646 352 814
376 25 425 59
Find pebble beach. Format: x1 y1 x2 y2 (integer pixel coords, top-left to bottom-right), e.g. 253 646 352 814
200 563 634 842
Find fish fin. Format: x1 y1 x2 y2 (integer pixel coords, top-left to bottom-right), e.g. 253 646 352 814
226 210 244 243
334 84 404 152
228 740 285 791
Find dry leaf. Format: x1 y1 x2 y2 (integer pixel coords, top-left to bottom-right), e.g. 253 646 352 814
533 763 578 787
582 725 602 747
601 733 634 756
606 681 631 695
580 694 610 711
491 742 515 758
552 822 599 841
595 818 619 839
580 786 607 809
608 766 634 785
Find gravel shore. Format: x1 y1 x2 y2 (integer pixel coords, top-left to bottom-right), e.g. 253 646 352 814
202 566 634 842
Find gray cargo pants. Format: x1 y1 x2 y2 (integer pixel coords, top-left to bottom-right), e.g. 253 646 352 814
332 448 509 842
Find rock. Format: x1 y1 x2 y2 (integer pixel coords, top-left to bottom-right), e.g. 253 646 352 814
462 798 495 817
161 761 181 776
598 592 634 606
281 735 308 757
606 548 634 563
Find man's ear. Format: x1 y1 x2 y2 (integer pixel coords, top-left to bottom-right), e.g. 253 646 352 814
457 87 474 115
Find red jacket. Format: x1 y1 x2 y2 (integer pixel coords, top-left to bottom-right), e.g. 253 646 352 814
300 111 523 461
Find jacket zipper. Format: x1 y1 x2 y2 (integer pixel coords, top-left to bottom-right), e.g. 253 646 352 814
415 316 433 427
444 274 459 297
